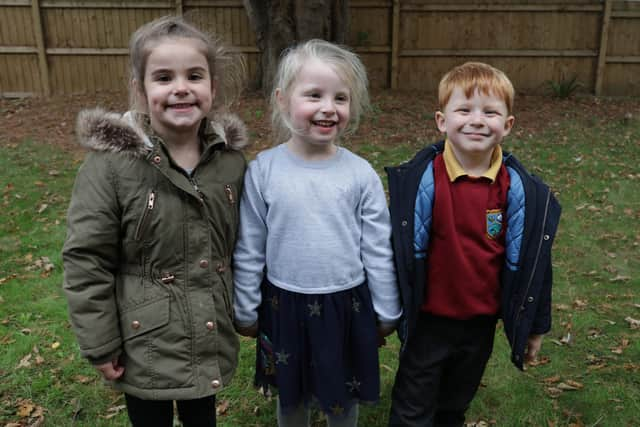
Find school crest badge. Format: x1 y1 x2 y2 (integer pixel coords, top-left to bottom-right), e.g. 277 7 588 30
486 209 503 239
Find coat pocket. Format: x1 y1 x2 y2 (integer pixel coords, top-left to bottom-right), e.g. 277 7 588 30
218 269 234 322
134 190 156 241
120 295 170 341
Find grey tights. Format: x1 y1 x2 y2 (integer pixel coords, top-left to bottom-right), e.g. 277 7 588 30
276 397 359 427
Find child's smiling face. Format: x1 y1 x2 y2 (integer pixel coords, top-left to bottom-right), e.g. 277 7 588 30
279 58 351 153
436 86 514 165
142 37 215 141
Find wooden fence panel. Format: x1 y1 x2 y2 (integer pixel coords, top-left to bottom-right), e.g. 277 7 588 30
0 6 39 95
400 11 600 51
349 3 391 88
43 6 169 94
0 0 638 97
0 6 35 45
396 5 602 93
398 56 595 94
599 1 640 95
0 54 41 96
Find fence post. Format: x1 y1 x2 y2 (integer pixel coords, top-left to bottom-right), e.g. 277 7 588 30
595 0 612 96
31 0 50 96
390 0 400 89
176 0 183 16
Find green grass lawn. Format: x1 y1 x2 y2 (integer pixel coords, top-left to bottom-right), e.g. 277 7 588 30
1 96 639 426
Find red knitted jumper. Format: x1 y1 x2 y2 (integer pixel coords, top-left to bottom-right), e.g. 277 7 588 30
422 147 510 319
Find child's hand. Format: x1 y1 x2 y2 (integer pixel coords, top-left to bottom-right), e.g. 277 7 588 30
525 334 544 365
95 358 125 381
235 322 258 338
377 323 396 347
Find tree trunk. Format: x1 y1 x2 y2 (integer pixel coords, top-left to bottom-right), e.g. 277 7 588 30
243 0 350 93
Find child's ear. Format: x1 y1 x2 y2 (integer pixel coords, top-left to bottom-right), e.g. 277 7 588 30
435 111 446 133
131 79 147 111
503 115 515 136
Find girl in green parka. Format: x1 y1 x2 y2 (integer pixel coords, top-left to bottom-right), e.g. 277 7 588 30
62 16 248 427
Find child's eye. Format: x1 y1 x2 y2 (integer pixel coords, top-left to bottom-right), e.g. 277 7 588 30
189 73 204 81
456 108 470 113
154 74 172 82
336 94 349 102
308 92 321 99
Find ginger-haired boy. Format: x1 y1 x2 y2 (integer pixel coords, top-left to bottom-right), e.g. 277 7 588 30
386 62 561 426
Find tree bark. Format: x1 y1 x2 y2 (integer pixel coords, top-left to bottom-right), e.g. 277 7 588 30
243 0 350 93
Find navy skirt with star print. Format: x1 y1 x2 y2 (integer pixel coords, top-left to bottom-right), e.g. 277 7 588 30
255 278 380 418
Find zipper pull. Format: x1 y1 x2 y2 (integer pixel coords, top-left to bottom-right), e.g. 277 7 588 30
147 191 155 210
224 184 235 205
190 177 204 203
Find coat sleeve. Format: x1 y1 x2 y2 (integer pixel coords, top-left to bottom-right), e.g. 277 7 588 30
360 166 402 325
531 251 553 335
232 159 267 327
62 153 123 362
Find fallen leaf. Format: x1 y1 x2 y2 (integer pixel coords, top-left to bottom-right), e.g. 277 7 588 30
37 204 48 214
610 338 630 354
560 380 584 390
527 356 551 367
17 400 35 417
101 404 126 419
624 317 640 329
543 375 561 384
546 386 563 398
610 275 631 283
51 342 60 350
560 332 572 345
573 299 588 309
17 353 32 369
74 375 92 384
216 399 230 416
587 328 601 339
587 363 607 371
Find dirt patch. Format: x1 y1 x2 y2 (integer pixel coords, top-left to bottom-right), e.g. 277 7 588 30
1 91 638 155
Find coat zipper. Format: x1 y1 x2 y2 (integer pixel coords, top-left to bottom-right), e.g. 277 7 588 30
189 176 204 203
224 184 235 205
514 190 551 326
134 191 155 241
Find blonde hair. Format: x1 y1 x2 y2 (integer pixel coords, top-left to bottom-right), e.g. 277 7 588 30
438 62 514 114
128 15 245 115
271 39 370 144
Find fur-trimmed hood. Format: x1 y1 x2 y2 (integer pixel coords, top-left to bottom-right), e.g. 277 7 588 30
75 108 249 157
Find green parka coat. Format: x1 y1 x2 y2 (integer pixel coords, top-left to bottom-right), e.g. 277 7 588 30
63 109 248 400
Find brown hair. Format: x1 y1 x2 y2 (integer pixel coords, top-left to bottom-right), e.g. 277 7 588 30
128 15 245 113
438 62 514 114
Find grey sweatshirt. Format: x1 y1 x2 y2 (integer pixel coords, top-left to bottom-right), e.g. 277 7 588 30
233 144 402 327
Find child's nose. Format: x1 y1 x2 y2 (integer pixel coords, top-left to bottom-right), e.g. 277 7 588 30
320 98 336 113
173 77 189 94
469 111 485 125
